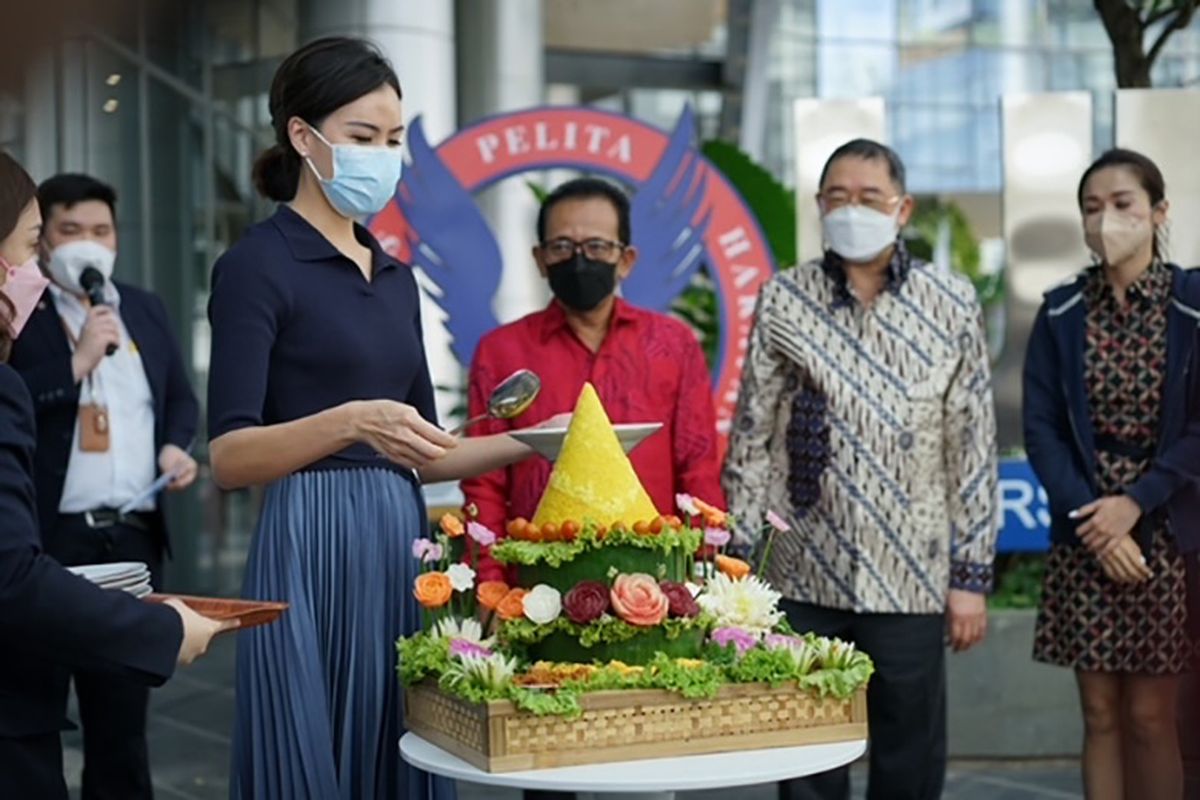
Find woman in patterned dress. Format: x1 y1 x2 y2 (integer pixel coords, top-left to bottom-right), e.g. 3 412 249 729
1024 149 1200 800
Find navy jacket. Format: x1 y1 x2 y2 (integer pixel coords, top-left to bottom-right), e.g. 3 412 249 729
1023 264 1200 554
8 282 198 546
0 364 181 755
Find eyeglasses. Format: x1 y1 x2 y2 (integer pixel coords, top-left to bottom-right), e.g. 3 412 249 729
817 190 900 214
540 237 625 264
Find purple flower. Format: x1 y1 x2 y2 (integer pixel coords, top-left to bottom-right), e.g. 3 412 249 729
704 527 731 548
676 493 699 516
765 510 791 533
411 539 444 563
449 638 493 659
467 521 497 547
711 626 758 654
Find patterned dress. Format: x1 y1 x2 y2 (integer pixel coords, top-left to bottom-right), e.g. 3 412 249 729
1033 262 1193 674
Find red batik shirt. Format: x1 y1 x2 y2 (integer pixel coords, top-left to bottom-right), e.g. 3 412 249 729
462 299 725 582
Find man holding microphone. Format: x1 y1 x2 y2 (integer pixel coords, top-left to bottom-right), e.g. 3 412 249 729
9 173 199 800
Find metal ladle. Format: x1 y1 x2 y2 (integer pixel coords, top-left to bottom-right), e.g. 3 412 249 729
449 369 541 435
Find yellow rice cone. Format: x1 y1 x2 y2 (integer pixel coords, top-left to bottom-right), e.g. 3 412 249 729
531 383 659 527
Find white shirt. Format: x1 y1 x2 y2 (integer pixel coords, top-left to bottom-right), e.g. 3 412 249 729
51 283 158 513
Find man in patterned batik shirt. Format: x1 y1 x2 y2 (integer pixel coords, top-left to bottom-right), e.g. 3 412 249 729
724 139 998 800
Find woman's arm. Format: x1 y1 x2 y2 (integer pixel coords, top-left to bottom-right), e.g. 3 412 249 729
210 405 357 490
418 433 532 485
211 399 460 490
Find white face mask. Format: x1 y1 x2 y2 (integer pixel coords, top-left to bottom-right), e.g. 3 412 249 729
304 125 404 219
1084 211 1153 266
822 205 900 263
47 239 116 293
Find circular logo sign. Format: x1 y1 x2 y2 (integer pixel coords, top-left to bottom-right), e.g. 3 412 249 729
370 105 775 435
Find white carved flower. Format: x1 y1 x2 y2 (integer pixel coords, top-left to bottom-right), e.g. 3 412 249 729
433 616 495 649
522 584 563 625
446 563 476 593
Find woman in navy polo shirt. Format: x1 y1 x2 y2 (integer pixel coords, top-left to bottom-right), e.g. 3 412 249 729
208 38 531 800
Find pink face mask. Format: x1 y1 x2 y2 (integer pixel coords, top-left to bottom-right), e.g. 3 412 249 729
1 256 50 339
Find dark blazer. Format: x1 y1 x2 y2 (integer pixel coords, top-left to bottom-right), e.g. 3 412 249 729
1023 263 1200 554
0 363 181 795
7 282 198 546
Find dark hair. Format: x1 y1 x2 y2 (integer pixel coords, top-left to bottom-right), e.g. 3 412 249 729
536 178 632 245
818 138 907 193
1076 148 1165 208
1077 148 1167 259
37 173 118 226
0 152 37 361
253 37 402 202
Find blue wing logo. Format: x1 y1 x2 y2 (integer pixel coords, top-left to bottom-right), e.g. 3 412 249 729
397 117 503 366
622 105 712 312
399 106 711 363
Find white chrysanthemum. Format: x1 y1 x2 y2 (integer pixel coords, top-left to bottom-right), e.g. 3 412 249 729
442 652 519 692
696 572 783 634
446 563 476 593
432 616 495 648
522 584 562 625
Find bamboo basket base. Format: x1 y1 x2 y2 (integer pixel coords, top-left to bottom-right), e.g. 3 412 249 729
405 681 868 772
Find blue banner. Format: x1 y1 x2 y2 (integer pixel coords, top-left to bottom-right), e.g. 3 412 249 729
997 458 1050 553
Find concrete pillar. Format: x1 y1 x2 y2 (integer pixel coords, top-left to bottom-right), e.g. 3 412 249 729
456 0 547 326
300 0 457 143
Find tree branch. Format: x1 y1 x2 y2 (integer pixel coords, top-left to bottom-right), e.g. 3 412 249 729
1146 2 1198 66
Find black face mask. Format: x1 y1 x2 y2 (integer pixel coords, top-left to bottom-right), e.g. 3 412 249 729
547 253 617 312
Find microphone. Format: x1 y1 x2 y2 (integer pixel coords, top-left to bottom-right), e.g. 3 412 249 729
79 266 118 356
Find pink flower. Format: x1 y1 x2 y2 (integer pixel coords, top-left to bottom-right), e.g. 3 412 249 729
711 626 758 654
610 573 670 627
766 510 791 533
467 521 497 547
764 633 804 651
411 539 444 563
449 638 493 659
704 527 731 548
676 493 699 516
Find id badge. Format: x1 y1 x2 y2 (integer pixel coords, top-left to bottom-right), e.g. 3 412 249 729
79 403 111 453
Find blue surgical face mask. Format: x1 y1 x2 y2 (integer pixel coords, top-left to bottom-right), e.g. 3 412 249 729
303 124 404 218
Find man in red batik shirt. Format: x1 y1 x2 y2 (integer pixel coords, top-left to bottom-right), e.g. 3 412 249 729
463 178 724 583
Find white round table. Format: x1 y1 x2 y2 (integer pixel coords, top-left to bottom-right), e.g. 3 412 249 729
400 732 866 795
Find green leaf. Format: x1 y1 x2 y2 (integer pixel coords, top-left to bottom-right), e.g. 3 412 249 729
526 180 550 204
498 613 713 649
700 139 797 268
396 634 451 686
491 524 703 568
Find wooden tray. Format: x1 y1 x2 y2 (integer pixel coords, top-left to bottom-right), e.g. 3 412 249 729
146 594 288 632
405 680 867 772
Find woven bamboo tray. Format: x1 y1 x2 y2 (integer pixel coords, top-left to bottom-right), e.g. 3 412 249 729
404 681 867 772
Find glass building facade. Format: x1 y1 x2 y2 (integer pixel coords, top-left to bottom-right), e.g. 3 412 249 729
3 0 1200 594
763 0 1200 192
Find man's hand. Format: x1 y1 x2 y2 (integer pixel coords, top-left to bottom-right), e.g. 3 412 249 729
1097 534 1153 584
1073 495 1142 556
946 589 987 652
71 305 122 382
164 598 238 665
159 444 198 491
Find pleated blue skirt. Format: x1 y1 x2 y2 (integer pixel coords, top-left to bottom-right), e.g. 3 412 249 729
229 467 457 800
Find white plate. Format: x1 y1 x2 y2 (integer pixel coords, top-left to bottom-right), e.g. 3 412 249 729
98 572 152 591
68 562 151 585
509 422 663 461
125 583 153 599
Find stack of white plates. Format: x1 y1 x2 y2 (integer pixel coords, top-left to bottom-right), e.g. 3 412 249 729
67 561 153 599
